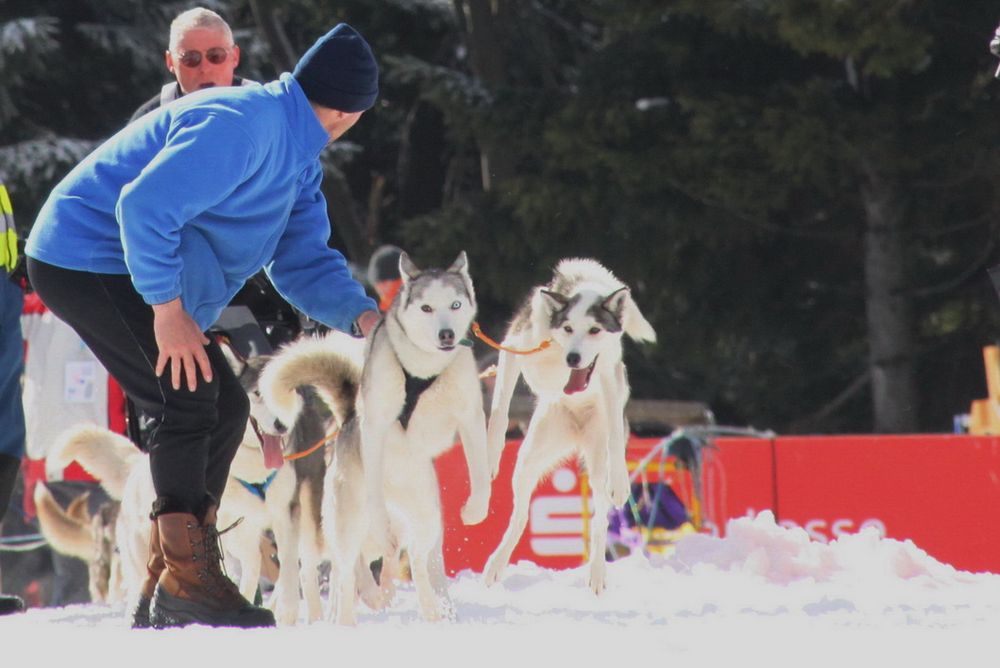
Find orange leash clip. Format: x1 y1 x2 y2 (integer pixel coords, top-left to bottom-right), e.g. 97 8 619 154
471 322 552 355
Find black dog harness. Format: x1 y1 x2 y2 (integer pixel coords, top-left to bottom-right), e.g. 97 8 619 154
398 370 437 430
371 313 446 431
379 313 442 431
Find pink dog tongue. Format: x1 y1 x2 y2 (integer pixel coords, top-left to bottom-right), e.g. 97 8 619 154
564 367 591 395
261 433 284 470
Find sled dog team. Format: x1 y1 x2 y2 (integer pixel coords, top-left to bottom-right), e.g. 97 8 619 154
38 253 656 625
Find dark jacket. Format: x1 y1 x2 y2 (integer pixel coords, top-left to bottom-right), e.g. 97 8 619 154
129 77 255 123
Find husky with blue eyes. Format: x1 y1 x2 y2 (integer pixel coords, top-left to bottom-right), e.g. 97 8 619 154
482 257 657 595
260 251 490 624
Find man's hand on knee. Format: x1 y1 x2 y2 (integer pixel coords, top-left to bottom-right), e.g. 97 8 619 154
153 298 213 391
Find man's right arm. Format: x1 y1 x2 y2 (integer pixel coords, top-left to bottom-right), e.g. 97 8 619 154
116 111 258 306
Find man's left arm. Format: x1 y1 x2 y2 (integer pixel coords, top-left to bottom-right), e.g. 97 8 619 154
266 163 378 334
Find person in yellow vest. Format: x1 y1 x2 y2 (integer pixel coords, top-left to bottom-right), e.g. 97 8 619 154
0 182 26 615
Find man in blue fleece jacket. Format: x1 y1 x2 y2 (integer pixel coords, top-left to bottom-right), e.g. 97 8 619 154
25 23 381 629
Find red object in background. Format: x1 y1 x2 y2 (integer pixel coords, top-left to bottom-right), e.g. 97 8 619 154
439 437 715 575
700 437 778 534
772 434 1000 574
437 432 1000 575
438 440 587 575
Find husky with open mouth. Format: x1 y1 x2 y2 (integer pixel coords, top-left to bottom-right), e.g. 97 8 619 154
482 257 656 594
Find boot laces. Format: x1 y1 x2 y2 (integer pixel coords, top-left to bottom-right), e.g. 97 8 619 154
190 520 246 602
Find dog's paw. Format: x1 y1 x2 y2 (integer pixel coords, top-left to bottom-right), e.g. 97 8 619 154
608 468 630 507
440 598 458 622
359 580 390 611
380 579 398 607
415 588 454 623
588 562 608 596
275 604 299 626
269 588 300 626
482 554 506 587
335 609 358 626
461 492 490 525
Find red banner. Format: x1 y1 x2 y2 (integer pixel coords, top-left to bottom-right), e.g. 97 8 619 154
437 433 1000 575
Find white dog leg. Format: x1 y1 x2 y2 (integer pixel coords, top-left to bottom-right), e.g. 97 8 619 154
298 536 324 623
327 483 369 626
406 460 451 621
215 508 263 604
458 409 491 526
428 534 448 598
332 548 360 625
295 482 325 623
483 407 572 587
360 419 398 560
486 350 520 479
269 506 301 626
602 362 631 507
581 432 613 595
355 556 389 611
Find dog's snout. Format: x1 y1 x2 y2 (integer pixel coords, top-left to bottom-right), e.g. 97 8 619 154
439 329 455 346
566 352 581 368
273 419 287 434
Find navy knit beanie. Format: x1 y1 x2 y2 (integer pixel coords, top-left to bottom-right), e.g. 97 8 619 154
293 23 379 112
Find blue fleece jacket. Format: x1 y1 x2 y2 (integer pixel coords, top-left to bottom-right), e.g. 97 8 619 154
27 73 376 332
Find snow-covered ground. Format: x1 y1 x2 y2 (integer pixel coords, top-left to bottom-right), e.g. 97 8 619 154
3 511 995 667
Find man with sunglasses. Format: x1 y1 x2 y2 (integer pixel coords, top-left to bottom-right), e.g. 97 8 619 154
128 7 302 457
25 23 381 629
130 7 254 123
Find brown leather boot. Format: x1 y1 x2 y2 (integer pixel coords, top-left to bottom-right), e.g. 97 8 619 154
130 519 164 628
149 509 274 628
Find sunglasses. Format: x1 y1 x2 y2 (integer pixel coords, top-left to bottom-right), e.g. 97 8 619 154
176 47 230 68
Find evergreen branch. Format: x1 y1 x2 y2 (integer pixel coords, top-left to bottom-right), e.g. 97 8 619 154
905 236 998 299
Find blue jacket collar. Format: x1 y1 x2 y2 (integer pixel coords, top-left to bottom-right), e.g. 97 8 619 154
268 73 330 161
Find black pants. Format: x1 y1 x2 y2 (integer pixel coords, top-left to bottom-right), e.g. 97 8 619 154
27 259 248 516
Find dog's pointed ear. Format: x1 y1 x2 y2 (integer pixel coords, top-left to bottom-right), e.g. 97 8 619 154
66 491 92 525
602 286 630 317
399 252 420 282
540 289 569 311
447 250 468 275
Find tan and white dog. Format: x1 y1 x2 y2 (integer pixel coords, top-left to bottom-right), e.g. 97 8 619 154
261 251 491 624
482 258 656 594
34 481 124 606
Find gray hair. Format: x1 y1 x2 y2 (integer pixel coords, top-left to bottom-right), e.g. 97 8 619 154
168 7 234 51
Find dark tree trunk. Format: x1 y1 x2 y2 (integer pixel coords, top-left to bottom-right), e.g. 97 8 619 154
322 165 367 262
246 0 297 74
860 159 919 433
453 0 517 190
